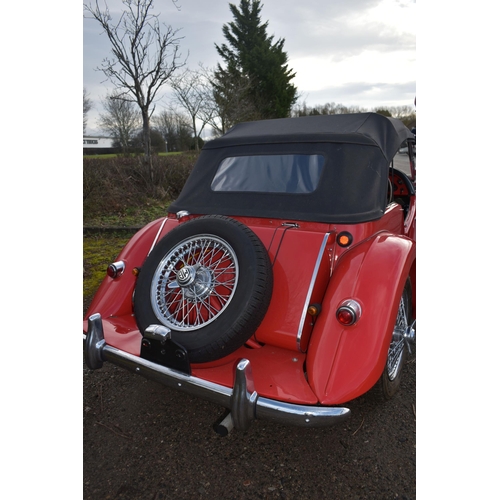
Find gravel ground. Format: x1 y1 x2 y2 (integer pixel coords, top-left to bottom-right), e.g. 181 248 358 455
83 342 415 500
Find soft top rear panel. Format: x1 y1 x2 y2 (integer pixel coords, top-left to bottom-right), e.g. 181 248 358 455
168 114 414 224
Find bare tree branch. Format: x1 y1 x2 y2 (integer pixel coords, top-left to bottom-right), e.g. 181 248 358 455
98 92 141 154
84 0 185 179
169 68 210 150
83 88 92 134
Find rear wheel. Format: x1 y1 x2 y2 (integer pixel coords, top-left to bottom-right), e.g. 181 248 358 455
377 279 412 400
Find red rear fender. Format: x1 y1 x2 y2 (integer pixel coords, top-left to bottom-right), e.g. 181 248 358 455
306 232 416 404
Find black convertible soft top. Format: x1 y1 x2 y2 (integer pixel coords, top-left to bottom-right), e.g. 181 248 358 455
168 113 414 223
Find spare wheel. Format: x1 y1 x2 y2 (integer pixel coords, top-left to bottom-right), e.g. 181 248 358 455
134 215 273 363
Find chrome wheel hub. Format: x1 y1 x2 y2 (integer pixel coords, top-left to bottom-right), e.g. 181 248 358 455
176 265 197 286
403 320 416 354
172 264 214 302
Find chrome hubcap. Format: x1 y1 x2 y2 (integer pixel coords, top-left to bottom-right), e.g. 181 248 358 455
171 264 215 302
176 265 197 286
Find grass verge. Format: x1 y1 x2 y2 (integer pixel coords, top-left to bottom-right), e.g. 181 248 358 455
84 199 169 227
83 233 134 313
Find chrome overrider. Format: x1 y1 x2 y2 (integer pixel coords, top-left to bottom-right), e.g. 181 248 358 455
84 314 351 431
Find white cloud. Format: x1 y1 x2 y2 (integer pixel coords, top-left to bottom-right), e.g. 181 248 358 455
293 48 415 91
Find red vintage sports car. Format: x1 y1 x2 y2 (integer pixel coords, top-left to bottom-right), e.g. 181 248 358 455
84 112 416 434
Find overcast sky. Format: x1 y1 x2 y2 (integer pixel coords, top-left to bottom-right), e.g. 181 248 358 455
83 0 416 135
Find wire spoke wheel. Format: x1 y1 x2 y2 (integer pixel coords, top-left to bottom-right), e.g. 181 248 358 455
374 278 412 400
386 294 408 380
151 235 239 331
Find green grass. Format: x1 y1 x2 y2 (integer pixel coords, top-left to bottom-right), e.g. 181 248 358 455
84 199 169 227
83 152 183 159
83 234 132 308
83 153 120 159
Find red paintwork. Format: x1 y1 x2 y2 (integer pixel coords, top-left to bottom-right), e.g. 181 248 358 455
83 316 142 356
190 345 318 404
236 223 332 352
84 189 416 407
306 233 416 404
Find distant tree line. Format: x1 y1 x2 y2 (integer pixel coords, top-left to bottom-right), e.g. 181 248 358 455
291 101 416 129
92 92 198 155
84 94 416 157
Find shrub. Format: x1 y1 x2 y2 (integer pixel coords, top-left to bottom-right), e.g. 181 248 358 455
83 152 198 218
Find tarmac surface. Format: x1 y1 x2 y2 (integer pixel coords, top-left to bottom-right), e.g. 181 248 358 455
83 315 416 499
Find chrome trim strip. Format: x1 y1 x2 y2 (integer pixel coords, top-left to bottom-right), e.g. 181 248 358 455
148 217 169 256
84 314 350 429
296 233 330 352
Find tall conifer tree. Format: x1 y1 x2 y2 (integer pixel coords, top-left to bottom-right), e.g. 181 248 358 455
214 0 297 126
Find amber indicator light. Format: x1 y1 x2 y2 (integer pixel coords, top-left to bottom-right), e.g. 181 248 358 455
307 304 321 316
337 232 353 247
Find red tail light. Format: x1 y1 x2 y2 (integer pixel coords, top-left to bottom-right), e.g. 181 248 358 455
336 300 362 326
107 261 125 279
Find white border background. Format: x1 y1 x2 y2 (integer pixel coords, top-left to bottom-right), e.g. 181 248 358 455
2 1 498 497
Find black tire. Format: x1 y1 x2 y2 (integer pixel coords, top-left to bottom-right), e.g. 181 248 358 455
375 279 412 400
134 215 273 363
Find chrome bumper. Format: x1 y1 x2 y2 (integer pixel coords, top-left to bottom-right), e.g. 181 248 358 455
84 314 350 431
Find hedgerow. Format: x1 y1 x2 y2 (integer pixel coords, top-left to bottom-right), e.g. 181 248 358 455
83 152 198 219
